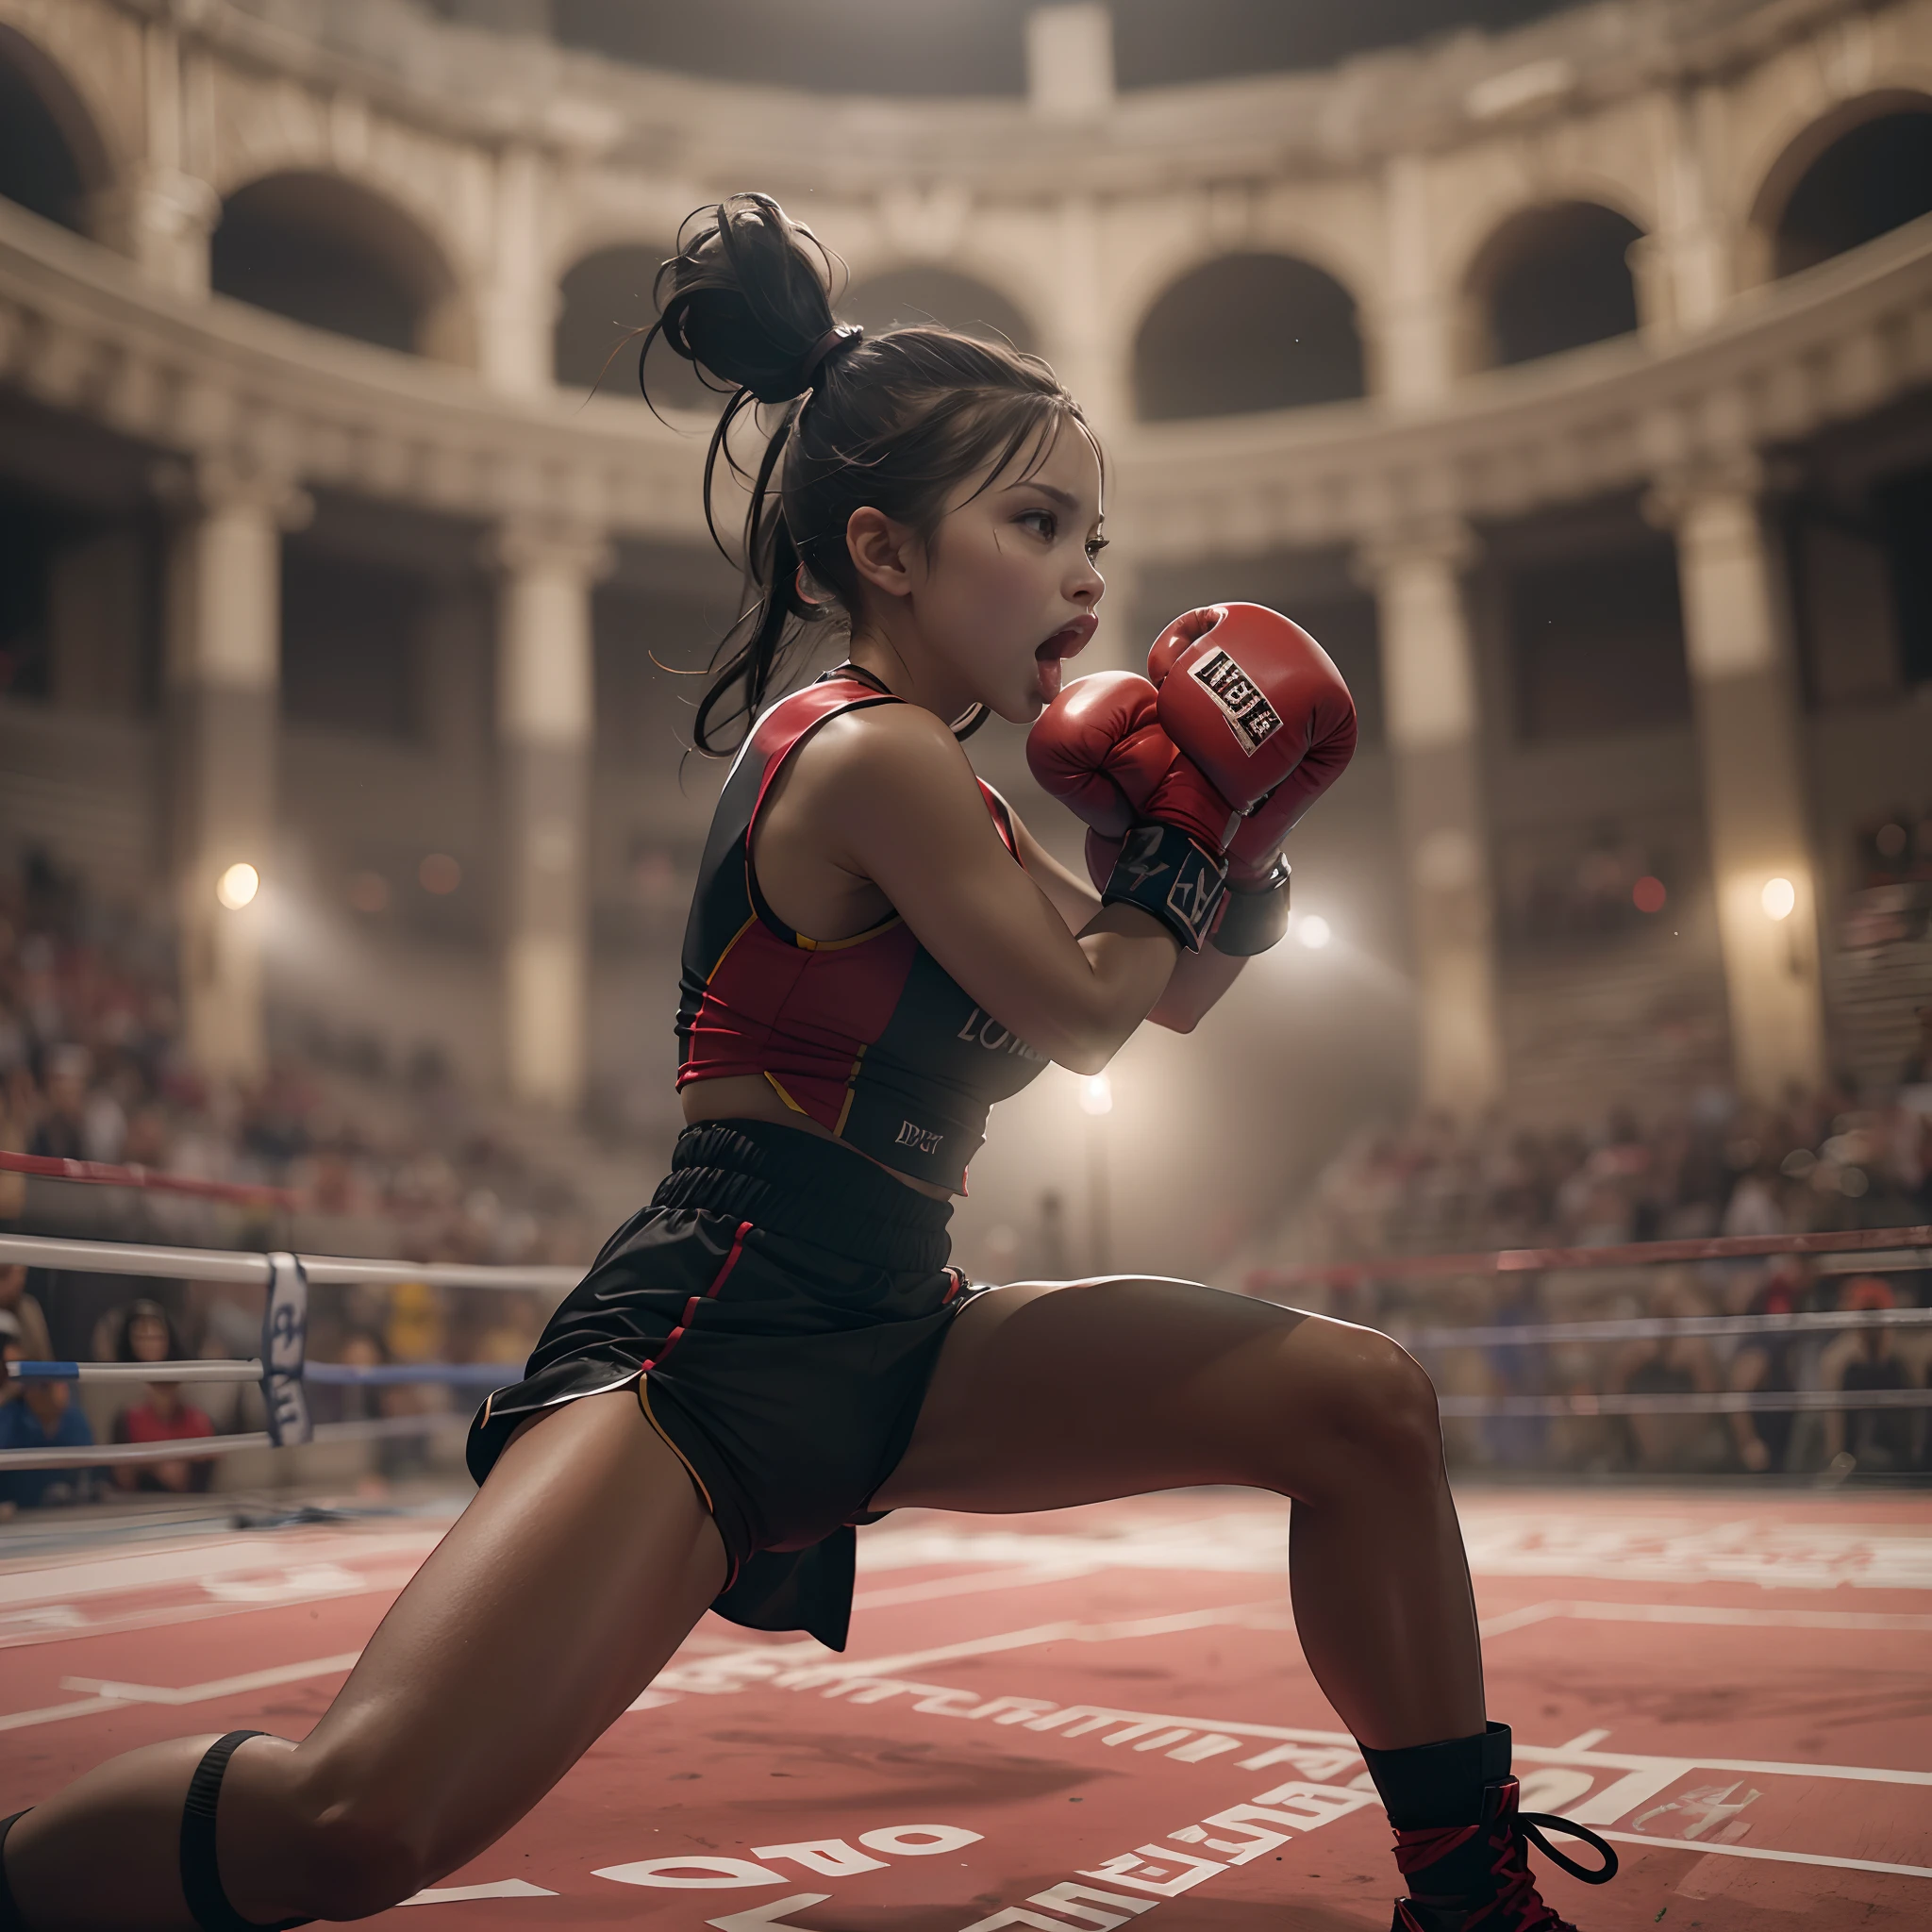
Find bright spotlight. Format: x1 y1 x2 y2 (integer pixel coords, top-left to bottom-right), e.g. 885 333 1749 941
1079 1072 1113 1117
1760 876 1796 922
1297 914 1332 950
216 862 259 910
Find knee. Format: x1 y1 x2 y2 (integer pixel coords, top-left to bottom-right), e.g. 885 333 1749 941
283 1771 437 1919
1311 1328 1444 1487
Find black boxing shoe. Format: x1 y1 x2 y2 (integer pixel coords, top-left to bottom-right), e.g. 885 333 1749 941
1389 1776 1618 1931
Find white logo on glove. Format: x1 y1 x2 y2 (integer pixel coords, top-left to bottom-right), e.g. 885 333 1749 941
1190 647 1282 756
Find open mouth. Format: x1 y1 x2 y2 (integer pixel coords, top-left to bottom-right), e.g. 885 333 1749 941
1035 614 1098 702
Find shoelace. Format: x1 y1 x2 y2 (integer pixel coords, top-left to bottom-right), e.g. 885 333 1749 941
1485 1809 1619 1930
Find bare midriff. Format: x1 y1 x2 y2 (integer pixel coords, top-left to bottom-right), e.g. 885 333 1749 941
679 1074 958 1202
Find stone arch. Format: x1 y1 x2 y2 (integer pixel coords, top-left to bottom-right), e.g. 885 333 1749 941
1133 253 1365 422
840 265 1038 352
0 25 115 238
555 241 714 410
1747 92 1932 281
1458 200 1644 372
211 171 473 363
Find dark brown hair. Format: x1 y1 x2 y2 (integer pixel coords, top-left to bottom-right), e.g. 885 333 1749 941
642 193 1095 753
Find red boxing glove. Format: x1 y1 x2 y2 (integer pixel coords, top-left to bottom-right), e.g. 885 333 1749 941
1027 672 1240 856
1147 604 1357 879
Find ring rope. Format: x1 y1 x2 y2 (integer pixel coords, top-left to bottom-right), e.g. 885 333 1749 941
8 1360 513 1389
0 1147 297 1209
1248 1222 1932 1292
0 1413 471 1473
2 1226 1926 1478
0 1232 579 1294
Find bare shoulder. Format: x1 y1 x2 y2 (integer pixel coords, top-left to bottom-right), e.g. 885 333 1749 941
803 700 983 812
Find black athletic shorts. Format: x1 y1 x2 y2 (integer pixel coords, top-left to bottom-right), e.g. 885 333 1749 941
464 1119 980 1651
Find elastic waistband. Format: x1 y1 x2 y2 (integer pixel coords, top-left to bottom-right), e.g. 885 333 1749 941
655 1120 953 1274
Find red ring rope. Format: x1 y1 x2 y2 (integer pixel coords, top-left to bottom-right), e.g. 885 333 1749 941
0 1148 298 1210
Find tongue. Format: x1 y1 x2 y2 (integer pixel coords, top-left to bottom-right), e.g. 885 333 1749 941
1038 650 1065 703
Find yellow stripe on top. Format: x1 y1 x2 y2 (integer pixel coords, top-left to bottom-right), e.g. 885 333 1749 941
791 914 904 954
706 912 758 982
832 1044 866 1137
764 1072 809 1115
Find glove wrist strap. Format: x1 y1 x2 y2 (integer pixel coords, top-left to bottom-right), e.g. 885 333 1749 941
1102 822 1227 953
1212 860 1291 957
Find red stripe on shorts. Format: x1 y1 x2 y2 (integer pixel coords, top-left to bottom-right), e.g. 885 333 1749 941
642 1220 754 1372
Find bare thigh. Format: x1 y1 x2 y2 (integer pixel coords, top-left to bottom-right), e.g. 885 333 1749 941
219 1388 728 1916
874 1276 1402 1513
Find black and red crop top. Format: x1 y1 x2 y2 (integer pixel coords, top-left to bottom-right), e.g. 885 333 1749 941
675 669 1050 1191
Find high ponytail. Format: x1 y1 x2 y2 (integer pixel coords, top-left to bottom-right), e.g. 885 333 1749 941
645 193 1096 754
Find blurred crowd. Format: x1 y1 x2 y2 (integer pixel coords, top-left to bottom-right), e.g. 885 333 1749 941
0 857 583 1512
1293 1063 1932 1479
0 859 595 1267
4 847 1928 1506
0 1259 555 1513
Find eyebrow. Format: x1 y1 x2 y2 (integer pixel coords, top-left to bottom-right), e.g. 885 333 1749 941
1003 480 1104 523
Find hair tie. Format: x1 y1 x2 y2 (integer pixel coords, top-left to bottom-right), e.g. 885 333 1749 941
796 324 863 393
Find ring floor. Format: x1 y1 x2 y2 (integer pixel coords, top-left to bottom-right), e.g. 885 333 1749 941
3 1485 1928 1929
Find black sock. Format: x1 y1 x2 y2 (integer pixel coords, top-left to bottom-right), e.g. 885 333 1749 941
1360 1721 1511 1830
0 1810 32 1932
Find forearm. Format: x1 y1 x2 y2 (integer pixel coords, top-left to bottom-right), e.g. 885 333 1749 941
1057 905 1179 1071
1148 944 1246 1032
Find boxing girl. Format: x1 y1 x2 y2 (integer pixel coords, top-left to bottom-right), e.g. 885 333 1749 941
0 193 1614 1932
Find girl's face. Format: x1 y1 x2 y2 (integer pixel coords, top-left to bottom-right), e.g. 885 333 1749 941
129 1313 169 1363
897 421 1107 724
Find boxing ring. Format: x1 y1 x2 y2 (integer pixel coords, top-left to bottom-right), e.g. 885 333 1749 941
2 1157 1929 1929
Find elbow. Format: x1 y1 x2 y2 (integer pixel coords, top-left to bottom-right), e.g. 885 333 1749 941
1036 1010 1119 1075
1058 1039 1114 1076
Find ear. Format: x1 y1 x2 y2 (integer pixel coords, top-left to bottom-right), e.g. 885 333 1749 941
843 506 917 605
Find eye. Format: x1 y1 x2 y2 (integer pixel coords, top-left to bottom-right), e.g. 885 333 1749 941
1017 508 1058 541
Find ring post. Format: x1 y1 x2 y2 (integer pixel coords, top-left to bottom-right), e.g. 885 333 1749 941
261 1251 312 1447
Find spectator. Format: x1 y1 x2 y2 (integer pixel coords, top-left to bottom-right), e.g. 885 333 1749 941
1480 1274 1549 1471
1826 1277 1918 1474
0 1263 52 1380
109 1299 215 1494
0 1331 95 1509
1611 1273 1723 1473
29 1043 91 1161
1727 1259 1813 1474
1901 1006 1932 1088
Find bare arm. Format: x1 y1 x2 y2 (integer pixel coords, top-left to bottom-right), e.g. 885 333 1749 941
1007 808 1248 1034
818 708 1178 1073
1148 944 1247 1032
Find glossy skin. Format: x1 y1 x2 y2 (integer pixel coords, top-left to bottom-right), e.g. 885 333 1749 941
684 423 1241 1192
3 414 1486 1931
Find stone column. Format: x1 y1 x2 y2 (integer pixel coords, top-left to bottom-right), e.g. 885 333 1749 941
1027 4 1114 125
1042 192 1130 435
159 456 310 1085
1630 90 1732 338
1358 519 1506 1115
1648 461 1825 1102
1374 154 1456 404
92 17 219 295
478 142 555 399
491 517 611 1111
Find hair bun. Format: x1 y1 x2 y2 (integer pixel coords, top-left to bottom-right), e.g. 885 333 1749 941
653 193 841 406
